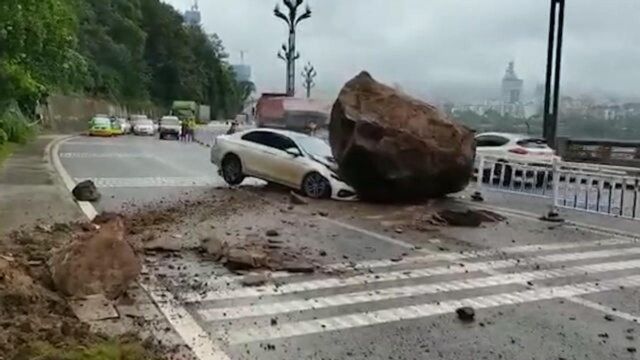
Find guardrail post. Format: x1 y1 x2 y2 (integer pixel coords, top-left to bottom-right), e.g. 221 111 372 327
471 156 485 202
542 157 564 222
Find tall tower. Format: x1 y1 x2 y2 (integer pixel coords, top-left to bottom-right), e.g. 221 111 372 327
184 0 201 26
501 61 524 104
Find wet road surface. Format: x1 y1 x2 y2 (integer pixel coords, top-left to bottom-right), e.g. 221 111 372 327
58 135 640 360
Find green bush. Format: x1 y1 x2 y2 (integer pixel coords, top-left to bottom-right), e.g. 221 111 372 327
0 103 35 144
0 128 7 145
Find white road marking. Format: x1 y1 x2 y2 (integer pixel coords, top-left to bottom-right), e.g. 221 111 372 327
140 278 232 360
183 244 640 303
567 297 640 323
50 137 98 220
74 176 226 188
320 217 417 249
227 275 640 344
199 258 640 321
59 152 152 158
192 237 639 289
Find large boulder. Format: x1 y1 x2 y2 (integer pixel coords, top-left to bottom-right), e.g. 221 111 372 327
329 72 475 201
50 217 141 299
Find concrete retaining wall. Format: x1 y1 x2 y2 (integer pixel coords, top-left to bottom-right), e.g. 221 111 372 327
39 94 163 133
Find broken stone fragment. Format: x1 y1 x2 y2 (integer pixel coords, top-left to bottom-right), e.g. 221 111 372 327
50 216 140 300
72 180 101 202
455 306 475 322
289 191 308 205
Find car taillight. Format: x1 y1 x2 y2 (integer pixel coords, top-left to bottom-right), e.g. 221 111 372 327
508 147 529 155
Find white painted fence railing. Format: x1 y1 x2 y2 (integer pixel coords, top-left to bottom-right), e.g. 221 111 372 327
475 155 640 221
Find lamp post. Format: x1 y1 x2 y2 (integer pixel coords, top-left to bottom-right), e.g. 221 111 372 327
301 62 317 98
274 0 312 97
543 0 565 148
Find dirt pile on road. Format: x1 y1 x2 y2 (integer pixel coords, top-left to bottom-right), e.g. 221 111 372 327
50 216 141 299
431 209 506 227
201 233 315 274
329 71 476 202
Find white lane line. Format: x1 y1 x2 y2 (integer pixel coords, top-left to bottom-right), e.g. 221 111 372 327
567 297 640 323
182 244 640 303
59 152 152 158
50 137 98 220
320 217 417 249
140 277 231 360
227 275 640 344
74 176 227 188
199 258 640 321
194 237 639 289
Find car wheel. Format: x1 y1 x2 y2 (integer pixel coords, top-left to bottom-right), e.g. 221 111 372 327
302 172 331 199
221 154 244 185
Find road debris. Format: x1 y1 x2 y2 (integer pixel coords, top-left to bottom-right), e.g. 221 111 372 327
241 273 269 287
456 306 476 322
50 216 141 300
200 236 226 261
266 229 280 237
328 71 475 202
431 209 505 227
72 179 101 202
290 191 308 205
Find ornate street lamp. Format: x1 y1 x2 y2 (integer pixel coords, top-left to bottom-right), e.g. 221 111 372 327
274 0 312 96
301 62 317 98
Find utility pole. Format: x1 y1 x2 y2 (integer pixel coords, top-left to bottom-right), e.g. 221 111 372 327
274 0 312 97
543 0 565 148
301 62 317 98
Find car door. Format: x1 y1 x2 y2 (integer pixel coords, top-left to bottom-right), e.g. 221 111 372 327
238 131 273 177
262 134 309 187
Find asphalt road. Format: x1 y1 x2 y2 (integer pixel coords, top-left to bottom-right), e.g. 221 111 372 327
58 134 640 360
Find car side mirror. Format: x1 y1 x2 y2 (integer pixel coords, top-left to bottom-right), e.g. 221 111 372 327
285 148 302 157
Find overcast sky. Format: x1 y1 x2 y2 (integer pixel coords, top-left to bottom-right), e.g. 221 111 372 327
165 0 640 103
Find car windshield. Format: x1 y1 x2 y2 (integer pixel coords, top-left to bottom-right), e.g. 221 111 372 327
294 136 332 158
517 138 549 149
92 117 110 126
161 117 180 125
134 119 153 126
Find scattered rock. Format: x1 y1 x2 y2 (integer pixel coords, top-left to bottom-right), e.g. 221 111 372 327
604 314 615 321
456 306 475 322
72 180 101 202
224 247 268 271
318 211 329 217
289 192 308 205
627 347 637 353
470 191 484 202
50 217 141 299
270 318 278 326
240 273 269 287
200 236 226 261
319 250 327 257
265 229 280 237
280 261 315 274
328 71 475 201
35 224 52 233
394 228 404 234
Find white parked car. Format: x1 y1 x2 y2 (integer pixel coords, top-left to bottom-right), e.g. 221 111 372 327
117 118 131 134
132 118 155 136
475 132 557 162
475 132 558 186
210 128 357 200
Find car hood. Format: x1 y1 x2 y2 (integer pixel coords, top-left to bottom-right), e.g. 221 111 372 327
309 153 339 173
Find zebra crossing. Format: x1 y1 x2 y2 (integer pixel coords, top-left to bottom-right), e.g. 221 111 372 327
144 233 640 358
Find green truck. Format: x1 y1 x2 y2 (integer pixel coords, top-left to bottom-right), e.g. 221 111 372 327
171 101 210 123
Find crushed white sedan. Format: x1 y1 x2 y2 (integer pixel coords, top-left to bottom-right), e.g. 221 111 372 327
210 128 357 200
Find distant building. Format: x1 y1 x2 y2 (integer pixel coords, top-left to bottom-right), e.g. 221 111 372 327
184 1 201 26
501 62 524 104
231 64 252 83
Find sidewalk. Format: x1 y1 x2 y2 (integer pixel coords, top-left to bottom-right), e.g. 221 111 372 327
0 135 83 234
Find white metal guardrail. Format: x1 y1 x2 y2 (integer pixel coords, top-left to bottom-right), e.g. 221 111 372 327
475 155 640 221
